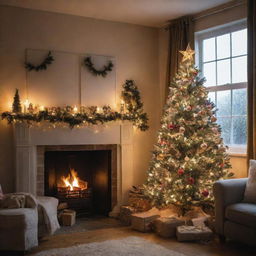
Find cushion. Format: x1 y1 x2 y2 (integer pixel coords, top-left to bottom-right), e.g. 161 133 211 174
225 203 256 229
0 208 37 229
0 195 26 209
244 159 256 203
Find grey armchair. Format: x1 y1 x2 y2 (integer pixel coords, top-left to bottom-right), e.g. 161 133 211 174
213 178 256 246
0 193 38 251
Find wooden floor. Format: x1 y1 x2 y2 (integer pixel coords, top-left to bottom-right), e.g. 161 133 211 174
2 217 256 256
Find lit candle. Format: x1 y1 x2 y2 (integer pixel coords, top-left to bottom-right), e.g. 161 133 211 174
73 106 78 113
97 107 102 113
23 99 30 113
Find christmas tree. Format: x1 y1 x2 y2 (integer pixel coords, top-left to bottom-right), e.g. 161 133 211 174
144 45 232 213
12 89 22 113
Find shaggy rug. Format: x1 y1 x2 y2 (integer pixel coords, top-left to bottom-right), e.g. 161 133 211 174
31 236 187 256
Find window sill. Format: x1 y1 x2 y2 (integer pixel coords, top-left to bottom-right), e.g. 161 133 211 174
227 152 247 158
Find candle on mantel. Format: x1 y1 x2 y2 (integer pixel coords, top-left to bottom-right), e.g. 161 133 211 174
96 107 102 113
23 99 30 113
73 106 78 113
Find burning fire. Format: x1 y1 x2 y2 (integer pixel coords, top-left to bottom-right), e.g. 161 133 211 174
59 169 87 191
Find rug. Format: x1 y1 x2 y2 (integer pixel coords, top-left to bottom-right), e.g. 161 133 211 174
31 236 187 256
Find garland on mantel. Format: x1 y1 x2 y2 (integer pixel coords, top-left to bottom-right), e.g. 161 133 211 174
1 80 149 131
25 51 54 72
84 57 114 77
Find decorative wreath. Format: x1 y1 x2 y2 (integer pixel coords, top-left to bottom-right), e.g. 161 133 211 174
84 57 114 77
25 51 54 72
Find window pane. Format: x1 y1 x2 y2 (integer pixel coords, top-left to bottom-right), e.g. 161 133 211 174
208 92 216 104
217 90 231 116
217 59 231 85
203 37 216 62
232 88 247 115
218 117 231 144
232 116 247 145
217 33 230 59
232 29 247 57
203 62 216 87
232 56 247 83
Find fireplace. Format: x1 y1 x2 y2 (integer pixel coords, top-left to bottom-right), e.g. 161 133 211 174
44 149 112 215
14 123 134 217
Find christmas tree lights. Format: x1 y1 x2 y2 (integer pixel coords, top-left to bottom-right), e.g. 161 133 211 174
144 45 232 213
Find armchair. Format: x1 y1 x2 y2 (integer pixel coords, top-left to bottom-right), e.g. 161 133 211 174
0 193 38 251
213 178 256 246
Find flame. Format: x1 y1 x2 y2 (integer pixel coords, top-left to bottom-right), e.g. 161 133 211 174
59 169 87 191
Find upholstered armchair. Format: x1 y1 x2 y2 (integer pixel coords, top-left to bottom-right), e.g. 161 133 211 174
213 178 256 246
0 193 38 251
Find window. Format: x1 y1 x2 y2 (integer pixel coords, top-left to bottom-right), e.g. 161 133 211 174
195 20 247 154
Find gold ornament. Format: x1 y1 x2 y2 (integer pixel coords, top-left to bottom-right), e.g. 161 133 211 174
179 44 195 62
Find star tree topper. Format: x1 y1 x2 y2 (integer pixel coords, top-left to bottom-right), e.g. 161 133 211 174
179 44 195 62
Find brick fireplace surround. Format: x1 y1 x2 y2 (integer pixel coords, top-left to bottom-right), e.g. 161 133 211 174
14 123 134 216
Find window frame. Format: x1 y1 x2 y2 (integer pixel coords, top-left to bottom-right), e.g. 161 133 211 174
195 19 247 154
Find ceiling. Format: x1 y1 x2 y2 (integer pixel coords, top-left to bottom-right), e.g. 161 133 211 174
0 0 232 27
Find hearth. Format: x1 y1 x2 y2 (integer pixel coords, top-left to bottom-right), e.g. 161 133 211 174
44 150 112 215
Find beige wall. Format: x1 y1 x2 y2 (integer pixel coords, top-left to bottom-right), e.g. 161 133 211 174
0 6 160 192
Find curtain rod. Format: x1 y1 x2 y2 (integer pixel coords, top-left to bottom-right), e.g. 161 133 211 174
193 0 246 21
163 0 246 28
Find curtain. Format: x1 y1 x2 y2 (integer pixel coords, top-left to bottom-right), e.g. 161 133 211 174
165 16 194 98
247 0 256 163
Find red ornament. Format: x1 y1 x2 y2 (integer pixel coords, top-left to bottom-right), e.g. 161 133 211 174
168 124 176 129
219 163 225 168
177 168 184 175
202 190 209 197
160 139 168 145
211 116 217 122
188 177 195 184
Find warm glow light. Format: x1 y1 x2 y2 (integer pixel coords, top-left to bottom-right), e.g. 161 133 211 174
97 107 102 113
40 106 45 111
73 106 78 112
59 169 87 191
24 99 30 107
23 99 30 113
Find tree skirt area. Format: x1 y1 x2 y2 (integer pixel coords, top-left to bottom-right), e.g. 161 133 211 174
30 236 186 256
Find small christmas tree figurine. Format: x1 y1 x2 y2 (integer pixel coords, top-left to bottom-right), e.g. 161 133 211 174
144 44 232 214
12 89 22 113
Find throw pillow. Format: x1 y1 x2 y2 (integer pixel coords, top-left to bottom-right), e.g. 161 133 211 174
244 159 256 203
0 194 26 209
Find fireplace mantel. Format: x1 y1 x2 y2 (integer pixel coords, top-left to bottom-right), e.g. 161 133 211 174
14 123 134 215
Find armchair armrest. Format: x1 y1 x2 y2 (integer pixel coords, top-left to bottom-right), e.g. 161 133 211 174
213 178 247 235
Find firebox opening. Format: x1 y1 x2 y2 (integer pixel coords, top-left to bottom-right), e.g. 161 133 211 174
44 150 112 216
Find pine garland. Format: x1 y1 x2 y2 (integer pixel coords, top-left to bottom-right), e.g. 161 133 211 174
25 51 54 71
121 80 149 131
84 57 113 77
1 80 149 131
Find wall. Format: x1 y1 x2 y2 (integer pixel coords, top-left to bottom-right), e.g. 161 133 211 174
0 6 160 192
158 1 248 178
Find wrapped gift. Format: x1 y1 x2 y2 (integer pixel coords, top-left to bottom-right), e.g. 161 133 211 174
61 209 76 226
128 186 151 212
131 208 160 232
176 225 213 242
119 206 137 226
154 217 185 238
